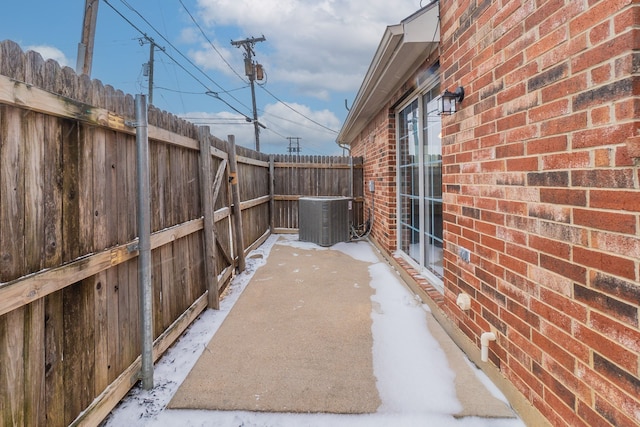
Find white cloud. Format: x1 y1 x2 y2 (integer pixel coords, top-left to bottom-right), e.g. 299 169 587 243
26 45 71 68
190 42 242 78
191 0 420 97
260 101 342 155
179 27 201 44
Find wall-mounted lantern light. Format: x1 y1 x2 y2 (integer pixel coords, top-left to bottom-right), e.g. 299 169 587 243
438 86 465 115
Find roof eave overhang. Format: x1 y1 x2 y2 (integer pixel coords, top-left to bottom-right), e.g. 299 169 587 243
337 2 440 145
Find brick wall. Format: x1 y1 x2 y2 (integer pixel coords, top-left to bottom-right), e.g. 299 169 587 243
350 54 439 253
440 0 640 426
351 110 397 251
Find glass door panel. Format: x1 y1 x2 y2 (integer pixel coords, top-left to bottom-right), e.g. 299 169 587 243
398 99 420 264
397 88 444 289
423 96 443 279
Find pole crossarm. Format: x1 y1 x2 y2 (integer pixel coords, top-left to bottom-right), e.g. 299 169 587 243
230 35 266 56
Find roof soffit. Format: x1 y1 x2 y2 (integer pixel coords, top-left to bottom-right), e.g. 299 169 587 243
338 1 440 144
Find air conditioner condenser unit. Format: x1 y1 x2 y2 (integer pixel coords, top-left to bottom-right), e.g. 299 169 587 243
298 197 351 246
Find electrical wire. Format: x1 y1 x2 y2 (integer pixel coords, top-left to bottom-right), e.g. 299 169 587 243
154 86 205 95
181 116 250 121
103 0 205 89
261 126 288 141
157 1 186 113
259 85 339 134
184 120 254 125
102 0 254 121
253 54 343 139
178 0 248 85
115 0 252 114
263 111 339 136
205 91 253 120
155 85 249 95
105 0 344 148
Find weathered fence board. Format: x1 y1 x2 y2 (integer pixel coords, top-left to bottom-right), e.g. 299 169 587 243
44 292 64 426
0 39 363 427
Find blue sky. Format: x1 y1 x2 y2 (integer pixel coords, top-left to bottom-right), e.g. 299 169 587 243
1 0 422 154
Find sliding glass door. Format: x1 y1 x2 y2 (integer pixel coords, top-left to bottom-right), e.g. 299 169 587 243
397 84 443 289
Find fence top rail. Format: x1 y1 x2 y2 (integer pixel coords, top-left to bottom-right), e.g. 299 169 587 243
271 154 363 164
238 155 269 168
274 162 363 169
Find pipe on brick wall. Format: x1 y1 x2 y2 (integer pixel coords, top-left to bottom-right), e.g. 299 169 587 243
480 332 496 363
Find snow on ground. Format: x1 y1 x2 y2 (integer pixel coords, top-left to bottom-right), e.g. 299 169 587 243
103 235 524 427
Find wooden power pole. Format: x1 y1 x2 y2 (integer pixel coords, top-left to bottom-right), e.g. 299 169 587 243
140 36 164 106
231 36 266 151
77 0 100 76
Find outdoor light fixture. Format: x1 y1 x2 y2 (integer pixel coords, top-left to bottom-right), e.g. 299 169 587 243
439 86 465 115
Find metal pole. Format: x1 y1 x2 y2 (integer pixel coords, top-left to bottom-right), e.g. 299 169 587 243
135 94 153 390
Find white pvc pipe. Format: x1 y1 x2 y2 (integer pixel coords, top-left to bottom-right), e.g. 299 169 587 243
480 332 496 362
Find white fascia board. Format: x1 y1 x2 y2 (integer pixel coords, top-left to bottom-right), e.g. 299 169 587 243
337 2 440 145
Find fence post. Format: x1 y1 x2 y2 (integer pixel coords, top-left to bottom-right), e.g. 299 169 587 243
227 135 246 272
198 127 219 310
134 94 153 390
269 155 275 232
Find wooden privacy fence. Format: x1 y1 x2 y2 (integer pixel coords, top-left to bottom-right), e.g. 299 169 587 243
0 40 363 426
271 154 365 231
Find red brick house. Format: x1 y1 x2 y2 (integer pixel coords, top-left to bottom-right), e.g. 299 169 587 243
338 1 640 426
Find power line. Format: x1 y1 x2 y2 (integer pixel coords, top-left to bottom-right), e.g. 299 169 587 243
157 3 186 113
114 0 252 114
178 0 248 85
258 85 339 134
263 111 339 136
103 0 341 148
182 116 250 122
154 86 208 95
183 120 254 125
102 0 254 121
177 4 338 145
102 1 202 87
155 85 249 95
261 126 289 141
205 91 253 121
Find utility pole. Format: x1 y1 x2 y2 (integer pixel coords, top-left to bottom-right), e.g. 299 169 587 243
231 36 266 151
147 41 155 105
287 137 301 158
76 0 100 76
140 36 164 106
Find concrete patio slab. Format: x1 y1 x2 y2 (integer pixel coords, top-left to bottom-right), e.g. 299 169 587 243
168 236 516 419
169 240 380 413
